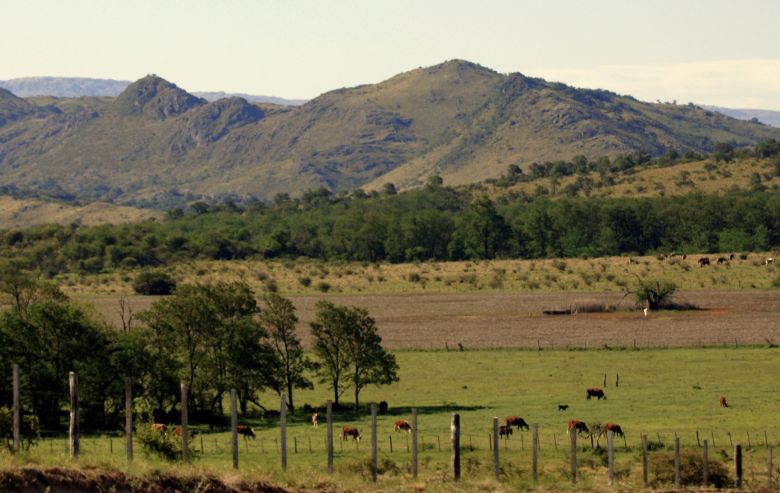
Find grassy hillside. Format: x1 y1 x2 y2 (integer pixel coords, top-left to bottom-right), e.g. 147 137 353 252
2 61 780 207
0 195 163 228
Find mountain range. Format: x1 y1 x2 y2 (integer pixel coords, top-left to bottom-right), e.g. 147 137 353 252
1 60 780 208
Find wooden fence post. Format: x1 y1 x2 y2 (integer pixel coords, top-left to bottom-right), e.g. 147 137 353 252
69 371 79 458
492 417 499 481
608 430 614 486
180 383 189 462
371 403 378 482
12 364 20 454
570 431 577 484
451 413 460 481
703 439 709 486
389 435 393 453
642 434 648 488
124 377 132 463
532 424 539 482
231 389 238 470
735 444 743 488
768 446 773 487
326 400 333 473
280 395 287 471
411 407 418 479
674 436 681 488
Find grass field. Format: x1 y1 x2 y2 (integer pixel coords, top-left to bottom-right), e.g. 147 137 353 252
4 347 780 491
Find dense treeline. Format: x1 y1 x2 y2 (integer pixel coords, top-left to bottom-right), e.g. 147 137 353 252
1 188 778 274
0 274 397 432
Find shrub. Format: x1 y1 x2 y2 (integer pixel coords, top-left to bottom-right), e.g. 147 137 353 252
772 275 780 288
649 451 730 488
132 271 176 295
135 418 196 461
298 276 312 287
316 281 331 292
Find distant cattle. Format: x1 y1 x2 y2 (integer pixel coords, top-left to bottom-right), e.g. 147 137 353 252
173 426 198 438
499 425 513 438
717 257 727 264
767 258 776 265
311 413 320 428
342 426 361 441
378 401 389 414
237 425 256 439
558 404 569 411
151 423 167 433
586 388 606 400
729 254 735 260
567 419 590 436
720 395 728 408
698 257 711 267
505 416 530 430
599 422 625 439
394 420 412 433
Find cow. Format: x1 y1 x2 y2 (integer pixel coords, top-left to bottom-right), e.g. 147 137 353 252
698 257 711 267
586 388 606 400
729 254 735 260
505 416 530 430
720 395 728 408
311 413 320 428
767 258 776 265
599 422 625 439
237 425 256 439
499 425 513 438
558 404 569 411
151 423 167 433
394 420 412 433
378 401 389 414
717 257 727 264
342 426 361 441
173 426 198 438
567 419 590 436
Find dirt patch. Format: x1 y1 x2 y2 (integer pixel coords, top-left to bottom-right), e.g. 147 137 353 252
0 466 293 493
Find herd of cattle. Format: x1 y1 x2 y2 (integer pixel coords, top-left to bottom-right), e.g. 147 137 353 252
149 389 730 446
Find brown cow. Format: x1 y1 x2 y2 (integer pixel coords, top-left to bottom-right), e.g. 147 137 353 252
698 257 711 267
599 422 625 439
586 388 606 400
151 423 167 432
567 419 590 436
499 425 513 438
717 257 728 264
394 420 412 433
505 416 530 430
237 424 256 439
173 426 198 438
720 395 728 407
342 426 361 441
312 413 320 428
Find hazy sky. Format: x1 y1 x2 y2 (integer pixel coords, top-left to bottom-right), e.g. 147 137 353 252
3 0 780 108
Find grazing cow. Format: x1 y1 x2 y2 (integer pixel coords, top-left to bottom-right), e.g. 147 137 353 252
720 395 728 408
173 426 198 438
599 422 625 439
698 257 711 267
729 254 735 260
717 257 727 264
586 388 606 400
505 416 530 430
499 425 513 438
558 404 569 411
151 423 167 433
567 419 590 436
237 425 256 439
311 413 320 428
378 401 389 414
342 426 361 441
767 258 776 265
394 420 412 433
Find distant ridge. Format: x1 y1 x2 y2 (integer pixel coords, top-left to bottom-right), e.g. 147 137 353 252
1 60 779 208
702 105 780 128
0 76 306 105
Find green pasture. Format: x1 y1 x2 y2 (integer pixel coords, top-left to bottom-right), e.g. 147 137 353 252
4 346 780 491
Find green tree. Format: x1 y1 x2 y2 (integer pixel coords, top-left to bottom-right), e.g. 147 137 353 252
458 197 510 259
0 260 67 315
260 293 317 411
311 301 398 409
634 278 678 311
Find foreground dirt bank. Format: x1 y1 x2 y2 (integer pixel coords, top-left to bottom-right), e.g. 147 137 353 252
0 467 293 493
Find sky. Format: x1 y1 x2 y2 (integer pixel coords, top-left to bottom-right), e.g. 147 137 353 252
3 0 780 109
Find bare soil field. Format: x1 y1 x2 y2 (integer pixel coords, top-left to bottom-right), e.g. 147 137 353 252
84 289 780 350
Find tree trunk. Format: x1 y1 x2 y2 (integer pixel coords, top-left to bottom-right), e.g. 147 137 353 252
354 386 360 411
287 381 294 412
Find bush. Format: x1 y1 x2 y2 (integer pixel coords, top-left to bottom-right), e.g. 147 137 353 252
316 281 331 292
649 451 730 488
135 418 196 461
132 271 176 295
772 275 780 288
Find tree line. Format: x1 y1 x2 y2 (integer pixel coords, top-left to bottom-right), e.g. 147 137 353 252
0 267 398 432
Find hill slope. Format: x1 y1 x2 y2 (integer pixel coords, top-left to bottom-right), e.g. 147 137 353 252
2 61 780 207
